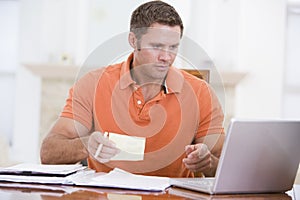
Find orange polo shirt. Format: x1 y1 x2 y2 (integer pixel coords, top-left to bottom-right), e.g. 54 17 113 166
61 53 224 177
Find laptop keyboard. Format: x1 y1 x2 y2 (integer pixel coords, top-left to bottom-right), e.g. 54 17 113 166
185 178 214 187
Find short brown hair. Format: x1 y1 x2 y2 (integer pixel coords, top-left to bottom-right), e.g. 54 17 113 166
130 0 184 39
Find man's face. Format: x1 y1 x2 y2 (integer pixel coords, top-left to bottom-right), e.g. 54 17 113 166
132 23 181 82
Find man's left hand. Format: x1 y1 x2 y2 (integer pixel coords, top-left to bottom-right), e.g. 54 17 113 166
182 143 212 174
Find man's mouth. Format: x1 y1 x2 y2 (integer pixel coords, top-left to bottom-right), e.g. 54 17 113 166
155 65 169 71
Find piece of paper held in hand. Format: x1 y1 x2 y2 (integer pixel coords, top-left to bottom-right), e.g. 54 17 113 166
109 132 145 161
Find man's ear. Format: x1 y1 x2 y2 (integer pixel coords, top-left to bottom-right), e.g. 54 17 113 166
128 32 137 49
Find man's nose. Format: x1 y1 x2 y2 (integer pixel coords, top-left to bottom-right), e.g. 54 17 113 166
158 49 172 62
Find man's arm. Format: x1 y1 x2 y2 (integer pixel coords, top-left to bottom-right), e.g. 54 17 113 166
40 117 120 164
183 133 225 177
40 117 90 164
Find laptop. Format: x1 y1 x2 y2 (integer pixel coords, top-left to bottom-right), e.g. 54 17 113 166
170 119 300 194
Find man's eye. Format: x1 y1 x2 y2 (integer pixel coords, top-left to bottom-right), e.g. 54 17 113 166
170 45 178 50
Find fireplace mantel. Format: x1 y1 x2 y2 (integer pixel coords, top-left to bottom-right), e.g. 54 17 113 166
23 63 79 79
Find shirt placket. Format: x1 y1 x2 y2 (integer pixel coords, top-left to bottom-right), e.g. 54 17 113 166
137 90 166 120
132 87 145 115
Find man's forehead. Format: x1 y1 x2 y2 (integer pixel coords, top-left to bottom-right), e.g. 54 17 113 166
146 26 181 36
140 26 181 43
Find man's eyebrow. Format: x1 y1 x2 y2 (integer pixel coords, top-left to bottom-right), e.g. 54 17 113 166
171 43 180 47
149 42 163 45
149 42 180 46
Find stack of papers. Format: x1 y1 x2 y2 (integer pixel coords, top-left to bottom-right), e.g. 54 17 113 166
0 163 87 184
0 164 171 191
0 163 86 177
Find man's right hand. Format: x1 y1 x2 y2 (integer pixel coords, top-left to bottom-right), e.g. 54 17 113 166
88 132 120 163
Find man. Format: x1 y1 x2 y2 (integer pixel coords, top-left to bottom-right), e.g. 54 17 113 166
40 0 225 178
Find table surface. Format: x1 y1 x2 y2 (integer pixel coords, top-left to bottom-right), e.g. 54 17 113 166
0 182 299 200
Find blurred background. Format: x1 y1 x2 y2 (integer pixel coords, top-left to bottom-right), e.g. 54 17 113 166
0 0 299 181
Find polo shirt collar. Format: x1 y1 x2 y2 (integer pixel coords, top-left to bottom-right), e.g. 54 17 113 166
119 53 184 94
119 53 135 90
166 67 185 93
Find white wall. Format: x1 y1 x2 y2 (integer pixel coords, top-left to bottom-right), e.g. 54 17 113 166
0 1 19 146
18 0 89 65
283 6 300 118
186 0 287 119
185 1 240 71
11 0 44 163
235 0 286 118
12 0 92 163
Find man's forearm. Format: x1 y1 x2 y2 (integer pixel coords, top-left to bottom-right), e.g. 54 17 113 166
40 134 89 164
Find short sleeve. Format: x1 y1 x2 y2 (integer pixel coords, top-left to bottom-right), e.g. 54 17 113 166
60 69 104 131
195 81 224 139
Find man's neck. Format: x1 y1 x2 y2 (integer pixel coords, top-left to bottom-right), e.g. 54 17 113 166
130 71 165 102
141 83 164 102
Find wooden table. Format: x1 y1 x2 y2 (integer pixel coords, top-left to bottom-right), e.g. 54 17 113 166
0 182 297 200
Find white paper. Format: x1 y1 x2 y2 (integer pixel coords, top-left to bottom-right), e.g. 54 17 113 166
0 174 70 184
0 163 86 175
109 133 145 161
0 164 91 185
72 168 170 191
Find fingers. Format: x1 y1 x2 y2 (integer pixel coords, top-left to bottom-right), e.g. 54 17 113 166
183 154 211 172
183 143 211 172
184 144 209 160
88 132 120 163
184 145 195 156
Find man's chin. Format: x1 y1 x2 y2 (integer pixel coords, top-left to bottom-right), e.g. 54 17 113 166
152 72 168 80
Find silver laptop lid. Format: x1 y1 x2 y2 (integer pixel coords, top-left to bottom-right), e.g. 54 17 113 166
214 119 300 194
